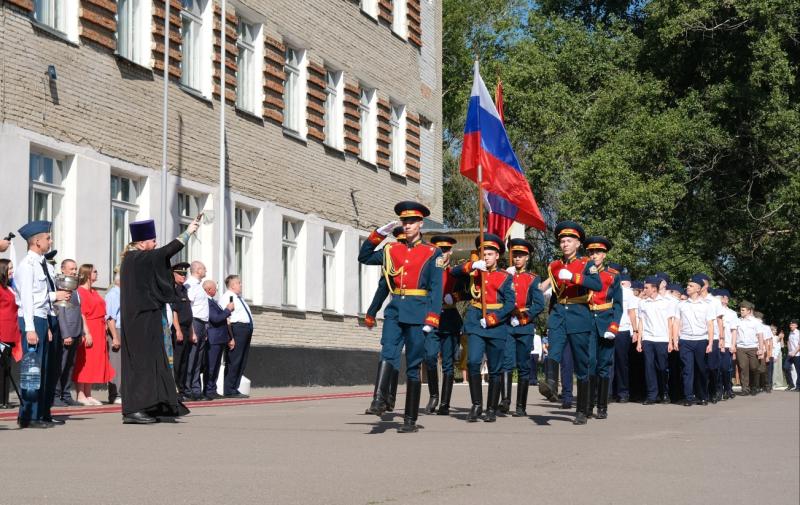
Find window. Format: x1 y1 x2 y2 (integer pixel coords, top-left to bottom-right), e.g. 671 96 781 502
390 103 406 175
117 0 152 67
283 47 307 136
359 87 377 163
33 0 77 39
358 238 379 314
392 0 407 38
282 219 302 307
181 0 211 95
29 152 66 243
110 174 139 278
360 0 377 19
236 20 262 114
177 192 201 263
324 70 344 151
234 206 255 282
322 229 339 311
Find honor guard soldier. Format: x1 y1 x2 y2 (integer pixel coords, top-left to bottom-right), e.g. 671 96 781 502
358 201 443 433
505 238 545 417
451 233 515 422
538 221 602 425
422 235 464 415
584 237 622 419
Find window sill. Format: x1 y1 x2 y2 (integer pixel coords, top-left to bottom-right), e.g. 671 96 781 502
115 53 153 73
321 309 344 321
179 84 213 104
391 29 409 43
358 157 378 170
30 20 79 47
323 143 345 157
360 8 379 21
282 128 308 144
235 106 264 123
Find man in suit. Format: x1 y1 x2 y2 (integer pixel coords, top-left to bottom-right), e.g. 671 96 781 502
53 258 83 407
203 280 234 401
221 275 253 398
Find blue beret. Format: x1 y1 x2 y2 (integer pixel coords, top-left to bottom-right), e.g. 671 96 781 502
655 272 670 283
667 282 683 292
619 272 631 282
130 219 156 242
644 276 660 287
631 280 644 290
688 274 706 287
18 220 52 240
554 221 585 242
694 272 711 284
715 288 731 298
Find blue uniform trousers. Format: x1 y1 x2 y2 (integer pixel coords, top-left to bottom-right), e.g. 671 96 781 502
612 330 632 399
548 326 591 381
506 333 533 380
720 349 734 395
186 319 208 396
204 341 225 395
680 339 708 401
529 353 539 385
783 356 800 388
501 331 515 372
380 316 425 381
705 340 720 397
424 330 459 375
18 315 60 422
642 340 669 401
560 344 574 401
590 333 615 379
466 333 504 378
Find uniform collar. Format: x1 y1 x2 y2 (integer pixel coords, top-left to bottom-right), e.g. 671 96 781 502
26 249 44 262
514 266 526 274
407 236 423 248
563 253 578 264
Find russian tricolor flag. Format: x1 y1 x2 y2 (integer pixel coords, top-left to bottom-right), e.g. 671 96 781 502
460 62 545 231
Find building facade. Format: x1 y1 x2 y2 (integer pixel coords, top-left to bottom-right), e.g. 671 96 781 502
0 0 443 385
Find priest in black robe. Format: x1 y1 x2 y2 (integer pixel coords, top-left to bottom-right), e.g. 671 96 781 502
119 217 199 424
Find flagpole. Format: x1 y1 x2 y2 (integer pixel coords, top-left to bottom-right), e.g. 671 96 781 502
477 164 487 321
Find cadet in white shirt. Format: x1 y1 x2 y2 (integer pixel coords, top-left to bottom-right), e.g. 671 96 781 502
753 311 771 393
674 275 716 406
694 274 725 402
735 301 764 395
613 272 639 403
636 276 674 404
221 274 253 398
714 289 739 400
783 320 799 390
184 261 210 400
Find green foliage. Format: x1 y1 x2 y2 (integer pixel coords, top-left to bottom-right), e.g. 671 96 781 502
443 0 800 325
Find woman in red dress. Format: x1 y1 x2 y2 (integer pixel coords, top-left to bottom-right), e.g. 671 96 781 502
73 264 114 405
0 259 23 408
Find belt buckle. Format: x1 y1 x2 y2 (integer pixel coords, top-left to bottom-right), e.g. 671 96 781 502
398 288 406 297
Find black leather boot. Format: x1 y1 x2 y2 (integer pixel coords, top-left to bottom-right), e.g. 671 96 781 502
483 375 501 422
437 372 454 415
386 368 400 412
365 361 394 416
539 359 560 402
397 379 422 433
596 377 610 419
573 379 589 425
498 371 512 414
513 378 530 417
587 375 598 418
466 374 483 422
424 366 439 414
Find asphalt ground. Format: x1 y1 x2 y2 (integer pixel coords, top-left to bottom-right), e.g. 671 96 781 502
1 384 798 505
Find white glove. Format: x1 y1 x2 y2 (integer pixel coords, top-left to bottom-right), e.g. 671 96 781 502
472 260 487 272
422 325 433 333
376 221 399 236
506 266 516 274
443 294 454 305
557 269 573 281
510 317 520 327
480 318 487 329
603 331 616 340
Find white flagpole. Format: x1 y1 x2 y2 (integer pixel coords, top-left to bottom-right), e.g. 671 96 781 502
160 0 171 240
218 0 227 283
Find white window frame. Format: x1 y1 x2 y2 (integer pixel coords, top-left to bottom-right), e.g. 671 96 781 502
180 0 213 97
28 152 67 244
359 87 377 164
392 0 407 39
283 47 307 137
390 103 407 175
110 173 140 280
358 237 381 315
360 0 378 19
117 0 153 67
33 0 79 41
234 206 256 283
322 228 341 312
177 191 202 263
235 19 263 115
281 218 303 307
324 70 345 151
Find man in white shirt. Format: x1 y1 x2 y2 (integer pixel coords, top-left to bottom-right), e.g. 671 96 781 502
612 272 639 403
714 289 739 400
695 274 725 402
636 276 674 404
783 320 799 391
221 274 253 398
14 220 71 428
675 275 716 406
184 261 210 401
735 301 764 395
753 311 771 393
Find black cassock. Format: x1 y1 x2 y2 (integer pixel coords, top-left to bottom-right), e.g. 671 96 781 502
120 239 189 417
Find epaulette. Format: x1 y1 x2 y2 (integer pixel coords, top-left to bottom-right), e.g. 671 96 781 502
607 267 619 275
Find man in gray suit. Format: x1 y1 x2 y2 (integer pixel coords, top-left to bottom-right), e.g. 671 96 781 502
54 259 84 407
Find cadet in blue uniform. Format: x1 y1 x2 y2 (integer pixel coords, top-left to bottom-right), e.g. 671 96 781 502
358 202 443 433
451 234 515 422
422 235 464 415
584 237 622 419
539 221 602 425
505 238 545 416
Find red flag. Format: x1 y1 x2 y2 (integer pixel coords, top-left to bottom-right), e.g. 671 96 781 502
487 79 514 238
